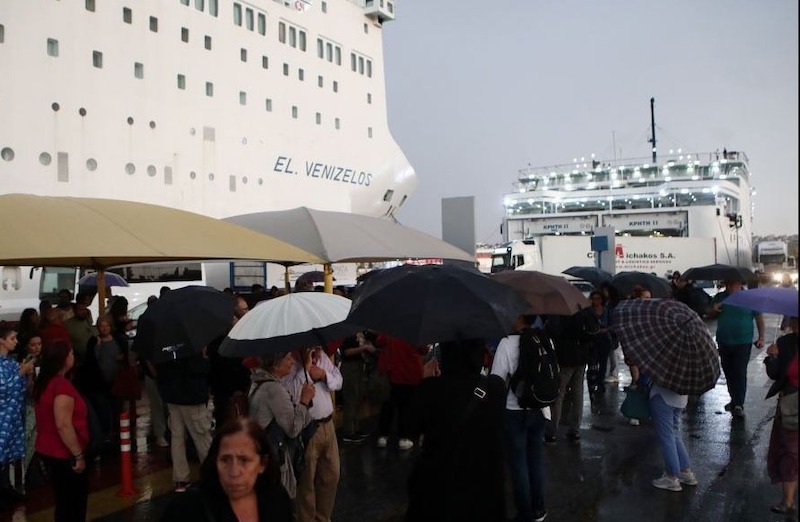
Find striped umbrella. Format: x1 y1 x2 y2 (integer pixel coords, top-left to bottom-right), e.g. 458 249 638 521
610 298 720 395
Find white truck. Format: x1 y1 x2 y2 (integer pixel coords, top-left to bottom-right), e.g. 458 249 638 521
490 236 717 279
755 240 797 286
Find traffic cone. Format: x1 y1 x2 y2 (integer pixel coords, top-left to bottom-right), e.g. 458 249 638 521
117 412 138 497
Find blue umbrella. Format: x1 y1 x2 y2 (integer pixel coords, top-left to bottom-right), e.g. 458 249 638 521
722 287 798 317
78 271 129 287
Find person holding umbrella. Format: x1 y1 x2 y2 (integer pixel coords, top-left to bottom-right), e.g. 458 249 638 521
708 279 766 417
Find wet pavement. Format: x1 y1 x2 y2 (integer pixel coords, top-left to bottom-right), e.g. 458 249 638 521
4 314 794 522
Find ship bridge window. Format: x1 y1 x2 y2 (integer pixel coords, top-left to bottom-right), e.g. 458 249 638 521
233 3 242 26
278 22 286 42
181 27 189 42
177 74 186 89
149 16 158 32
210 0 218 16
194 0 204 12
205 82 214 97
92 51 103 68
46 38 59 57
383 189 394 202
123 7 132 24
245 8 254 31
181 0 190 5
85 0 95 12
258 14 266 35
134 62 144 79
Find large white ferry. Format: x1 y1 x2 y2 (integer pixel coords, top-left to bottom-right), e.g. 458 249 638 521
0 0 415 218
501 149 754 269
0 0 417 320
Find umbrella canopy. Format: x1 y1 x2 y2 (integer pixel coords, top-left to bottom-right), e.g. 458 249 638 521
356 268 387 284
610 299 721 395
346 264 529 346
491 270 590 316
0 194 323 268
296 270 329 285
721 287 799 317
219 292 359 357
133 286 234 363
609 271 672 298
681 264 754 283
225 207 474 264
562 266 613 287
78 272 129 287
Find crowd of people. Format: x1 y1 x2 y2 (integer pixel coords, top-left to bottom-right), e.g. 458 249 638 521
0 272 795 522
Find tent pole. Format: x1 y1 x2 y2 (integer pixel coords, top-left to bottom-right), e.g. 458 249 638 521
323 263 334 294
97 269 107 317
284 266 291 294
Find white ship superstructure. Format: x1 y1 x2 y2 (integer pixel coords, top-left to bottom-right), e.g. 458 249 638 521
0 0 416 218
502 150 754 267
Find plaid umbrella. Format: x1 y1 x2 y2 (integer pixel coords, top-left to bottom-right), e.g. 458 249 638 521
610 298 720 395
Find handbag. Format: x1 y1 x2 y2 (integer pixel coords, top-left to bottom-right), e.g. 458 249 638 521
620 385 651 421
111 364 142 401
779 391 798 431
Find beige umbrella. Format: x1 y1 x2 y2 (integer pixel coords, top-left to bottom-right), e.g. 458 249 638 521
0 194 324 315
226 207 475 293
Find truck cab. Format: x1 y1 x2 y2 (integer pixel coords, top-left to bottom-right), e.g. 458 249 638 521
490 240 542 273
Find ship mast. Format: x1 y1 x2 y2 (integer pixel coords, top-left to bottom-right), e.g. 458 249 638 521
648 97 657 164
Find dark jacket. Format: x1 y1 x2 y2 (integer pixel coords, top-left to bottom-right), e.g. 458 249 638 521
765 332 798 399
160 483 292 522
405 339 506 522
156 354 210 405
546 309 599 367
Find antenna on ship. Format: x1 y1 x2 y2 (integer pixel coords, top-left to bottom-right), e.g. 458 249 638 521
647 97 657 164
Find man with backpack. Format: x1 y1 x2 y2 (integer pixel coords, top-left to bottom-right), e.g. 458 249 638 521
491 314 559 522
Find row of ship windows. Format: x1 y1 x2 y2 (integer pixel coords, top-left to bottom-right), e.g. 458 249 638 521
176 0 332 18
42 42 375 105
102 3 374 78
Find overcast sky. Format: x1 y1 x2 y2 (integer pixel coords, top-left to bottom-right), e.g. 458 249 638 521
383 0 798 243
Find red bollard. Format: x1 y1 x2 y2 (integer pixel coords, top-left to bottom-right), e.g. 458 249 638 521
117 412 138 497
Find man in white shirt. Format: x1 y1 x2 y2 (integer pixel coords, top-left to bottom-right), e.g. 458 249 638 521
491 315 551 522
288 347 343 522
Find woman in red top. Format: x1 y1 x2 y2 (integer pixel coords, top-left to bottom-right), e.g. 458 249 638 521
33 340 90 522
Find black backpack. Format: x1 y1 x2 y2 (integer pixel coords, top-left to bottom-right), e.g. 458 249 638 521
509 327 560 409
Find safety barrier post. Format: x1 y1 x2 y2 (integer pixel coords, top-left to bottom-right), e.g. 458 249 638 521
117 412 138 497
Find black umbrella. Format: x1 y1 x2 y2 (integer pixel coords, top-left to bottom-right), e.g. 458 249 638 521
346 264 529 345
562 266 613 287
132 286 234 363
296 270 329 285
609 271 672 298
681 263 754 283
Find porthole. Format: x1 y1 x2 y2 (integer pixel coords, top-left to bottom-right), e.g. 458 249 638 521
86 158 98 171
241 137 247 145
39 152 52 166
127 117 134 125
0 148 14 161
147 165 157 177
51 103 60 112
189 128 196 136
189 171 197 179
79 107 87 116
125 163 136 175
208 173 215 181
242 176 248 184
149 121 156 129
258 178 263 186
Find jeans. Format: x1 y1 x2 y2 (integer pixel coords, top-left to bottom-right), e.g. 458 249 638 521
504 409 546 519
650 393 691 477
546 365 585 437
718 343 752 407
378 384 416 439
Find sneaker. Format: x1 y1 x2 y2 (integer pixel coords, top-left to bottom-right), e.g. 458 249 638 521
629 418 640 426
651 474 682 492
398 438 414 451
544 435 558 446
732 405 745 417
174 482 190 493
156 437 169 448
567 432 581 444
376 436 389 448
723 402 733 412
342 433 366 443
533 509 548 522
678 470 698 486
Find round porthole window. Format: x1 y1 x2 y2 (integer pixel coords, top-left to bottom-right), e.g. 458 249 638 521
242 176 248 184
0 148 15 161
125 163 136 175
189 128 196 136
51 103 60 112
258 178 263 186
208 173 215 181
79 108 87 116
127 117 134 125
86 158 98 171
39 152 52 166
149 121 156 129
189 171 197 180
147 165 157 177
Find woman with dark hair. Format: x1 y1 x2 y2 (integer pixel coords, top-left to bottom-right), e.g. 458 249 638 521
16 308 40 356
161 417 293 522
406 338 506 522
0 326 35 508
33 339 90 522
